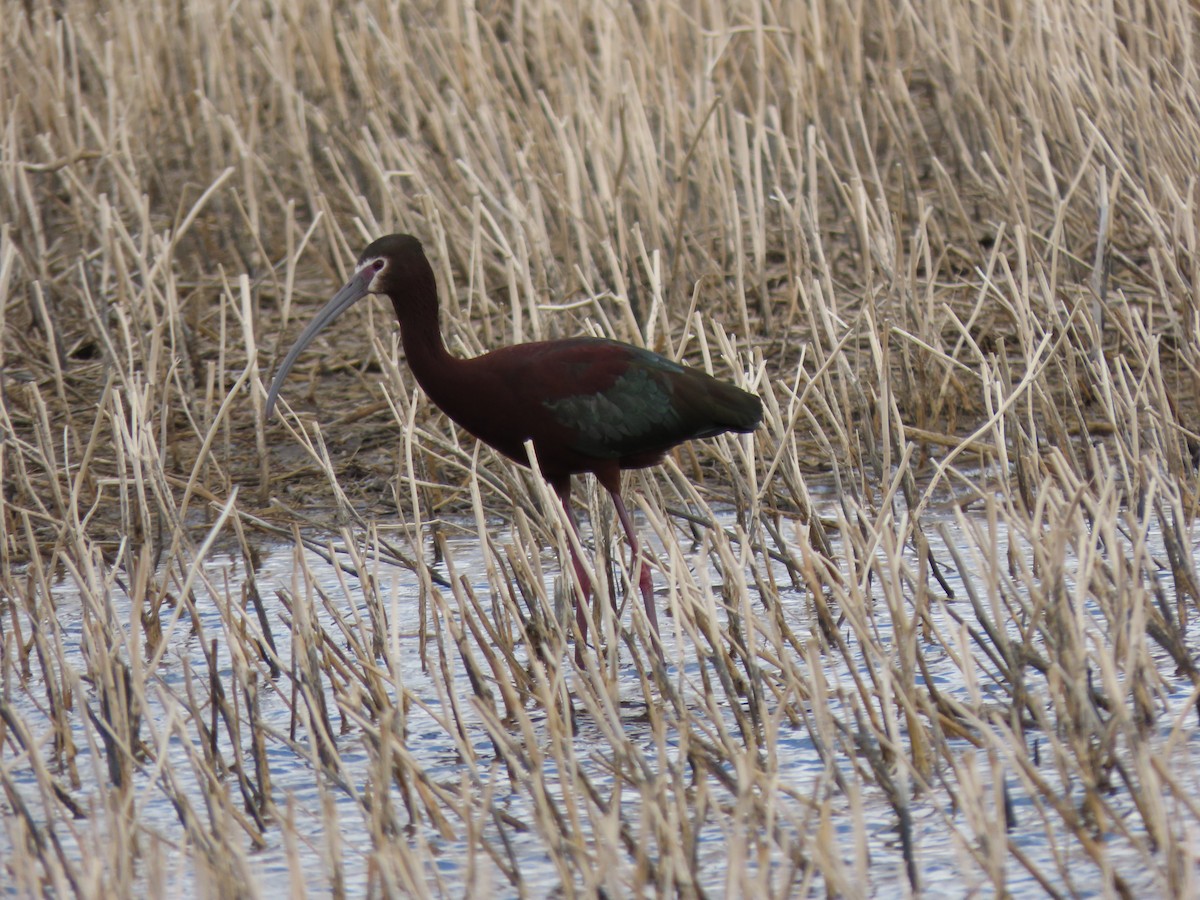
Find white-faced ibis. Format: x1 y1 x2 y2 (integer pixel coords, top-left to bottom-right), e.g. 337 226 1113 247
266 234 762 661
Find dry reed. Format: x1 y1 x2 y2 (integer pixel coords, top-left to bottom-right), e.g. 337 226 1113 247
3 0 1200 896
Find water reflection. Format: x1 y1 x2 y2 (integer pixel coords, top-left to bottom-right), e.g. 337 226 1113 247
3 500 1196 896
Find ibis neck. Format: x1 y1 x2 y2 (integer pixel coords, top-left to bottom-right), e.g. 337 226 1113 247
390 291 463 397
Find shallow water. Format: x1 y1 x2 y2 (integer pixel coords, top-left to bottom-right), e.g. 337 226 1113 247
3 493 1199 896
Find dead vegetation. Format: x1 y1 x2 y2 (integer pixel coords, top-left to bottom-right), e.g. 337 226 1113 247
4 0 1200 895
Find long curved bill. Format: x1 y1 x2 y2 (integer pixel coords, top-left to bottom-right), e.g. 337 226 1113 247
265 267 374 419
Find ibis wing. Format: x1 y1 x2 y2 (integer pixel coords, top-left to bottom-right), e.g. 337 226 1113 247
532 340 761 460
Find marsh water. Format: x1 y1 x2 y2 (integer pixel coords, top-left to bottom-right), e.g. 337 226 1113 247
4 487 1198 897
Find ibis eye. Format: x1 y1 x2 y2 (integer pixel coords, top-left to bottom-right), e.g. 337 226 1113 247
372 260 385 271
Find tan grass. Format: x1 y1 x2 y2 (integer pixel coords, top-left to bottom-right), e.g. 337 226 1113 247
4 0 1200 895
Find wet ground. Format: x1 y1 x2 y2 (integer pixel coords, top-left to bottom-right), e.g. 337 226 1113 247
4 493 1197 896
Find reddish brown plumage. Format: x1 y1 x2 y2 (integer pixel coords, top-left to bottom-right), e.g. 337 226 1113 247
266 234 762 662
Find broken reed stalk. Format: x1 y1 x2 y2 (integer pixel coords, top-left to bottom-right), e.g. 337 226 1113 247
5 0 1200 895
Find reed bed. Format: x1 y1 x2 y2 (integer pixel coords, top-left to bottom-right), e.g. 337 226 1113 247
4 0 1200 895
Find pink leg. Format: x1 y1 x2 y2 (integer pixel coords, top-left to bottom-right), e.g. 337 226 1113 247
609 490 660 639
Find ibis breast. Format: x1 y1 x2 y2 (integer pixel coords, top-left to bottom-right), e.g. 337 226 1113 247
423 337 762 477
